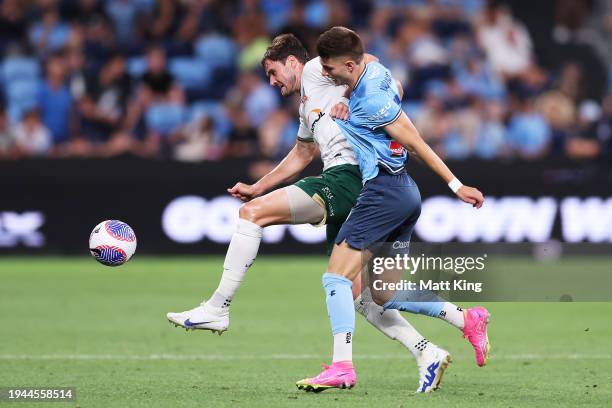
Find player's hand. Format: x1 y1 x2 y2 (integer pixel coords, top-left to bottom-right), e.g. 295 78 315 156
329 101 349 121
456 185 484 208
227 182 262 202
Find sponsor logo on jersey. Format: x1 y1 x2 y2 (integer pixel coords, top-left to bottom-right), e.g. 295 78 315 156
390 140 405 156
367 100 392 122
309 108 325 134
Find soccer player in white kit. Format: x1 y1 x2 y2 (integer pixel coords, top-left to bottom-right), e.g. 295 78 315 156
167 34 456 392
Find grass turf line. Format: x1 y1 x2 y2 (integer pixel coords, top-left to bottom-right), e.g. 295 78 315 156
0 256 611 407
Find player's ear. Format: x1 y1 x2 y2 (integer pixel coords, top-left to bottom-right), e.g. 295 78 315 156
286 55 297 68
346 60 356 73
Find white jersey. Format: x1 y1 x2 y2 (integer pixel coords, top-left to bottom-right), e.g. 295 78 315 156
297 57 358 171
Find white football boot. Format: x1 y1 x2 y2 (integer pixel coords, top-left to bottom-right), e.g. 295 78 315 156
166 300 229 335
415 344 452 393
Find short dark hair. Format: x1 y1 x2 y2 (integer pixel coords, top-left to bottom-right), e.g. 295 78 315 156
316 26 364 62
261 34 309 67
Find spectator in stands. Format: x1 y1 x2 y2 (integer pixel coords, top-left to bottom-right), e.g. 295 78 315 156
127 45 186 157
594 93 612 157
222 69 278 159
0 109 16 158
566 94 612 159
14 108 52 157
0 0 608 163
29 4 72 58
78 52 134 157
224 97 258 158
69 0 108 26
172 116 223 162
536 90 575 155
126 45 184 130
66 47 88 100
257 109 296 161
397 15 452 100
81 14 116 73
586 0 612 67
414 88 454 156
507 98 552 159
105 0 149 48
145 0 182 42
0 0 27 55
477 2 533 78
444 98 481 159
474 99 508 159
555 62 584 104
37 52 76 154
233 6 269 71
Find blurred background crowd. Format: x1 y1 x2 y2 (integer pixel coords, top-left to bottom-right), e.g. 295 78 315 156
0 0 610 166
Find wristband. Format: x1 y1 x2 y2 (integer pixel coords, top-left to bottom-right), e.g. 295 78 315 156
448 177 463 193
339 96 349 106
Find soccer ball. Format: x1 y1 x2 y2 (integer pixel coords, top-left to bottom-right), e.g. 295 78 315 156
89 220 137 266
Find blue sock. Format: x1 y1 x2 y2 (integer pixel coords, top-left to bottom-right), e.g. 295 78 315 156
383 290 445 317
322 273 355 335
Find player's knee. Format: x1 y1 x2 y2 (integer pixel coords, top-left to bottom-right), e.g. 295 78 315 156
239 199 268 226
239 201 259 223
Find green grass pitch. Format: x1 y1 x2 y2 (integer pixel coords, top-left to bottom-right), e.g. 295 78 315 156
1 256 611 407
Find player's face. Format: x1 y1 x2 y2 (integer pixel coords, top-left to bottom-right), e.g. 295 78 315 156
264 59 298 96
320 57 352 86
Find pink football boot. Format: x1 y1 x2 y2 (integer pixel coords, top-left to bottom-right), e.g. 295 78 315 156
463 306 491 366
296 361 356 392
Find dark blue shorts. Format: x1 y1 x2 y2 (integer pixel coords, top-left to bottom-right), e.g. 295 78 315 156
335 169 421 250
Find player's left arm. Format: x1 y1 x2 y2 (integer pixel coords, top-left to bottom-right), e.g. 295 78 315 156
384 112 484 208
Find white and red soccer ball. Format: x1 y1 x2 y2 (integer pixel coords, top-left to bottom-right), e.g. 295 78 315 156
89 220 137 266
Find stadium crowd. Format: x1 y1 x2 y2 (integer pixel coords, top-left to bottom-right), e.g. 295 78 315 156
0 0 610 163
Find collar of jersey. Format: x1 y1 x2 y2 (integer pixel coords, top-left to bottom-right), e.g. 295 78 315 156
353 62 369 91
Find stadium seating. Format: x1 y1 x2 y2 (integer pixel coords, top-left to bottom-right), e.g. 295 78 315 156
145 103 187 136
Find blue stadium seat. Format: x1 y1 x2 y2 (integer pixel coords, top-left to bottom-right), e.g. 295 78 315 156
29 23 71 52
194 35 237 69
1 57 40 84
5 80 40 123
127 57 148 78
168 58 212 90
145 103 186 136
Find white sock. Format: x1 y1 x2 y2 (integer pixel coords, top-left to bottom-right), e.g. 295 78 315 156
438 302 465 330
207 219 262 309
355 291 428 359
332 332 353 362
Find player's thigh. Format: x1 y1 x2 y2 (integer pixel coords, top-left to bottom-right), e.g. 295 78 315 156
328 240 372 282
285 185 325 224
239 186 323 227
239 188 292 226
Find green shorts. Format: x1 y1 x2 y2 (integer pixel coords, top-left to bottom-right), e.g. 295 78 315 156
293 164 362 255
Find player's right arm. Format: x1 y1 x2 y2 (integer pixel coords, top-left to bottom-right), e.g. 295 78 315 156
383 112 484 208
227 140 317 201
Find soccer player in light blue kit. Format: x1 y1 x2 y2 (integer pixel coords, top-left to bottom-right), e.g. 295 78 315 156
296 27 489 393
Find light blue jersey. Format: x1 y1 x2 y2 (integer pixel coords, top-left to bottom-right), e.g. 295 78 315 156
336 61 407 182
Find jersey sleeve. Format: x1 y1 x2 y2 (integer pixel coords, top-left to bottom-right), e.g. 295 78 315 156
359 90 402 131
352 65 402 131
297 116 314 142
